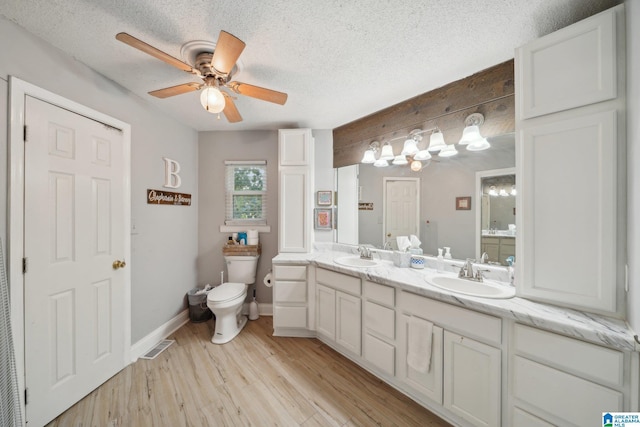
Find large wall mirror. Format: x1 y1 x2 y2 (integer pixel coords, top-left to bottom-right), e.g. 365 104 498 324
336 133 515 262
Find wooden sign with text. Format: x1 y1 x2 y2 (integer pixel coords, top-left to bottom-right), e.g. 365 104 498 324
147 189 192 206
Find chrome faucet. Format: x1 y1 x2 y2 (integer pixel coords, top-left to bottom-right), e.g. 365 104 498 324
480 252 489 264
383 241 393 250
457 259 490 282
458 258 476 280
358 245 373 260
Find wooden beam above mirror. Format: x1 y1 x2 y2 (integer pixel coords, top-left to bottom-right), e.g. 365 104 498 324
333 60 515 168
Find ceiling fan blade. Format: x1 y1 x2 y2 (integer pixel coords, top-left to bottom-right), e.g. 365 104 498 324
227 81 288 105
148 83 202 98
222 94 242 123
116 32 195 73
211 31 246 75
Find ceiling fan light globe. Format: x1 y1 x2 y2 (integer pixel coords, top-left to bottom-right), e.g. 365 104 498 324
200 87 226 113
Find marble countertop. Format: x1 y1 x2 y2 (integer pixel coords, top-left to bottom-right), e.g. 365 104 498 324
272 244 638 352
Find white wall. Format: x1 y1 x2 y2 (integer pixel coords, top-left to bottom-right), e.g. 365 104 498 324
626 0 640 332
197 131 279 304
0 17 199 343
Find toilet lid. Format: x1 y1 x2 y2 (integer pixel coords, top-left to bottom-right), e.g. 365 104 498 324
207 282 245 303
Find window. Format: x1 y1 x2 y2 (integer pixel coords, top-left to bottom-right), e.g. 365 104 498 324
225 161 267 225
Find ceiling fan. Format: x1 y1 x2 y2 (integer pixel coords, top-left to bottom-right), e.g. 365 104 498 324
115 30 288 123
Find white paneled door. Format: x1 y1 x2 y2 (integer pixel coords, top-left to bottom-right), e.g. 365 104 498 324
384 178 419 245
23 96 127 426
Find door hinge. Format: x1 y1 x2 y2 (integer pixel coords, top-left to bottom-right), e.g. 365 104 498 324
24 388 28 405
22 257 27 274
23 125 27 142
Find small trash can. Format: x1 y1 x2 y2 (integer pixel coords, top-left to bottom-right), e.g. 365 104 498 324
187 288 213 323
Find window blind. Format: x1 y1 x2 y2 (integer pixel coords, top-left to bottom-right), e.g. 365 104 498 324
224 161 267 226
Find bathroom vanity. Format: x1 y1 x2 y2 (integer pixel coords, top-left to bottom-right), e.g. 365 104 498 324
272 247 638 427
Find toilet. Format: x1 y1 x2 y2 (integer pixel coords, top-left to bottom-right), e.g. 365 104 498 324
206 254 259 344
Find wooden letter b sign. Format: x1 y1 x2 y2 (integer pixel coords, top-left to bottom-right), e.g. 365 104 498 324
163 157 181 189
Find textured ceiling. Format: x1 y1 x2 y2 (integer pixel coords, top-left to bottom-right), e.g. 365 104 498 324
0 0 618 131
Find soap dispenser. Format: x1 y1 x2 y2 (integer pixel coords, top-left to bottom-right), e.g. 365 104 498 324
437 248 444 272
443 247 452 260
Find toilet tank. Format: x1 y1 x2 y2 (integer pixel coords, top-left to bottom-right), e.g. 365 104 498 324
224 255 260 284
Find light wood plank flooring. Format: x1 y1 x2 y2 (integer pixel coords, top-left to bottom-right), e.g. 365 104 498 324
46 316 450 426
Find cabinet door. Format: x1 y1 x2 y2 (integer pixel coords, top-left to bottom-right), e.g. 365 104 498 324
278 129 312 166
517 7 617 119
336 291 361 355
443 331 501 427
518 111 618 313
316 284 336 340
278 167 310 253
397 314 444 405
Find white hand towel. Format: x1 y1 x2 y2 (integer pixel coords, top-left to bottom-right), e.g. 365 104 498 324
407 316 434 374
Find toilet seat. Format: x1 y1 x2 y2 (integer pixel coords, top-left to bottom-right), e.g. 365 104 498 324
207 282 245 303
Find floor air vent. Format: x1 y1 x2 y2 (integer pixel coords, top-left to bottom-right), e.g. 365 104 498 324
140 340 175 360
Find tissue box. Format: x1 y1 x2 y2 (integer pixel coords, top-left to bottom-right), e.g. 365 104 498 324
409 248 423 255
393 251 411 268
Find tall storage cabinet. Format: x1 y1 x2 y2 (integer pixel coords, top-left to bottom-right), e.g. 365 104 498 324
515 5 626 316
278 129 314 253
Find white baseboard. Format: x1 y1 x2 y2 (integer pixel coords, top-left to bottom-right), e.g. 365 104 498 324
130 309 189 362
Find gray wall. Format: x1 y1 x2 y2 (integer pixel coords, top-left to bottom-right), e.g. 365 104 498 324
0 17 199 343
358 162 477 260
197 131 279 304
197 129 334 305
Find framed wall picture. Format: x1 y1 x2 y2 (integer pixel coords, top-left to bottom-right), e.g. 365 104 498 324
314 208 333 230
456 196 471 210
317 190 333 206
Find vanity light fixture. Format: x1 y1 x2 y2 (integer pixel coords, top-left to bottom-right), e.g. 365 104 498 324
459 113 485 145
427 129 447 152
467 138 491 151
438 144 458 157
413 149 432 161
511 185 517 196
360 141 380 164
392 155 408 165
379 142 395 161
401 129 422 156
488 185 498 196
373 158 389 167
499 187 509 197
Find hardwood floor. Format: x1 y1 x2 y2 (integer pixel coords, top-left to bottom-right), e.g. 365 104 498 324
46 316 450 426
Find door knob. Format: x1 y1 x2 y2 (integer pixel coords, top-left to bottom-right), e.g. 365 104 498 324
112 260 126 270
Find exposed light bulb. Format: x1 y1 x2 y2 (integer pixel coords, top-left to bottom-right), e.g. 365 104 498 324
410 160 422 172
200 86 226 113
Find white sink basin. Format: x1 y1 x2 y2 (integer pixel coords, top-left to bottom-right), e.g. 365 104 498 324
334 256 379 268
425 275 515 299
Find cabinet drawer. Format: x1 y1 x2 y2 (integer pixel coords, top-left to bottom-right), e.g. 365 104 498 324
273 265 307 281
511 407 555 427
274 306 307 328
364 334 395 376
512 356 623 426
513 324 624 388
399 291 501 346
364 301 395 341
364 280 394 306
316 268 360 295
274 281 306 303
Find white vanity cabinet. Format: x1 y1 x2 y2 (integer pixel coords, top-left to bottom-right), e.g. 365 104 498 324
362 280 396 377
516 5 626 316
278 129 314 253
509 324 630 427
315 268 361 356
398 291 502 427
273 264 312 336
